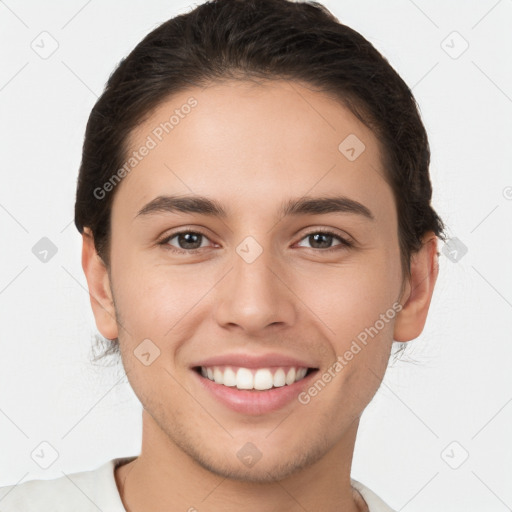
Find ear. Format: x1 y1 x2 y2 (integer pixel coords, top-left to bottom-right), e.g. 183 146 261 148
81 227 118 340
393 232 439 342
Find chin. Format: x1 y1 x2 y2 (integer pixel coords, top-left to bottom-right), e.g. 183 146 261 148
189 441 327 483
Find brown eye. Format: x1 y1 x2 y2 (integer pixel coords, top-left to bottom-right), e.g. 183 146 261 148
160 230 213 254
296 231 352 251
173 232 204 250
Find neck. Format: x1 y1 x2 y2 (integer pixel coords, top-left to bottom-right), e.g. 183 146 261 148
115 411 367 512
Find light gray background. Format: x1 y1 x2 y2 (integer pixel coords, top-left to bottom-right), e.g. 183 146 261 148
0 1 511 510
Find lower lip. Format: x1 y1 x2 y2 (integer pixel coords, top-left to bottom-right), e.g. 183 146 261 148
192 369 318 415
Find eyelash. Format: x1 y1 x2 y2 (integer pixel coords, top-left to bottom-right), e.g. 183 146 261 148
158 228 353 255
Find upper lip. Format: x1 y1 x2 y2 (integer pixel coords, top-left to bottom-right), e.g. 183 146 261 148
192 353 318 369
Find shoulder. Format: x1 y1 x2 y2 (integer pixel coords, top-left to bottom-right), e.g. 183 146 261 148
351 478 396 512
0 457 132 512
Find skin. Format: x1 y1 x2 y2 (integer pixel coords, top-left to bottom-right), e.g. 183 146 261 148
82 79 439 512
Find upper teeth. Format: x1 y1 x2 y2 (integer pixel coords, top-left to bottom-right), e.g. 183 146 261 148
200 366 308 390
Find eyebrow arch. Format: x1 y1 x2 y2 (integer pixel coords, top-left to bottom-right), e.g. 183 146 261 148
134 194 375 221
281 195 374 221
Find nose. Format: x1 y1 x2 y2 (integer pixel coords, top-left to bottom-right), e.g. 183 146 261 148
213 244 297 335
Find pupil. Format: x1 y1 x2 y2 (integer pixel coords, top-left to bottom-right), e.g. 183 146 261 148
179 232 201 249
311 233 331 249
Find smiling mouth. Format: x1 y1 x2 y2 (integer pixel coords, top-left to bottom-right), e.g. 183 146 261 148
193 365 318 391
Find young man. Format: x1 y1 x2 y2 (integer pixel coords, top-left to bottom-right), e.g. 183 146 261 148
0 0 444 510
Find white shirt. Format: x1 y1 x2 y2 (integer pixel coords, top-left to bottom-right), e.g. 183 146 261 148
0 457 396 511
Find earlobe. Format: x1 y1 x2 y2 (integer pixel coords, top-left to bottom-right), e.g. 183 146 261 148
393 232 439 342
81 228 119 340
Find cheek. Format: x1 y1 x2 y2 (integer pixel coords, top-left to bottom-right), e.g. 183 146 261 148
293 252 401 354
111 252 217 344
120 276 190 333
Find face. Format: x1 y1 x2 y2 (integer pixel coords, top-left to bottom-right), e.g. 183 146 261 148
88 79 417 482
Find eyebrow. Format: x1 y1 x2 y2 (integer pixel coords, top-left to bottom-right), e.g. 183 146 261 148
135 194 375 221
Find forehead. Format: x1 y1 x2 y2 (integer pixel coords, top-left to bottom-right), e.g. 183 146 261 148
113 79 394 225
